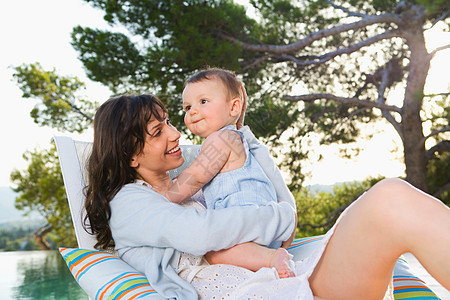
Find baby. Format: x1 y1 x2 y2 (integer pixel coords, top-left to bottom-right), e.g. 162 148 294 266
154 67 295 278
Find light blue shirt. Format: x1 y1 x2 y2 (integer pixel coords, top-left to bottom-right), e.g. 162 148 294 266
109 126 297 299
110 184 295 299
203 125 277 210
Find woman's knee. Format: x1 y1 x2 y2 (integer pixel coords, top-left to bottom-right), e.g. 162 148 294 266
349 178 417 231
364 178 413 210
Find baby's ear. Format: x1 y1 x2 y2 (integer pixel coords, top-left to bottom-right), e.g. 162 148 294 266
230 97 242 117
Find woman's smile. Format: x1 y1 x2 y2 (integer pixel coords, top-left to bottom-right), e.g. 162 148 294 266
167 145 182 155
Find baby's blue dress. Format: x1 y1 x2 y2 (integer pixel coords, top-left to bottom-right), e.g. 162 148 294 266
203 126 280 248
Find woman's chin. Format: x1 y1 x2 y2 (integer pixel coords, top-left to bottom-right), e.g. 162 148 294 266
168 151 184 167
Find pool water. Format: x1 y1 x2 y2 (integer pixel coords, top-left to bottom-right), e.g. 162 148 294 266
0 250 87 299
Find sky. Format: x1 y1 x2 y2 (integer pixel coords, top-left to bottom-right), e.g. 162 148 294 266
0 0 448 188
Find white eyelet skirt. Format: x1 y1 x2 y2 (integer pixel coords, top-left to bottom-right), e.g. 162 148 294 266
177 213 394 300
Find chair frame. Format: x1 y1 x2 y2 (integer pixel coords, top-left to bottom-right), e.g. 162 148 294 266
54 136 97 249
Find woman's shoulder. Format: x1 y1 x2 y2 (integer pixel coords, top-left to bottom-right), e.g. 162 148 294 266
113 181 167 204
119 180 154 193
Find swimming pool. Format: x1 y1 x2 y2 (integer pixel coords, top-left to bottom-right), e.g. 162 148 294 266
0 250 87 299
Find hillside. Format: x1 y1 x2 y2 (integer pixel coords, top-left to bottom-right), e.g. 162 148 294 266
0 186 43 225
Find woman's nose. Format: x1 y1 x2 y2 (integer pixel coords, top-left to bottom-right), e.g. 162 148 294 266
168 124 181 140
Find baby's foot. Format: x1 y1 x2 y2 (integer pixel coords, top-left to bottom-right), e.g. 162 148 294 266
270 248 295 278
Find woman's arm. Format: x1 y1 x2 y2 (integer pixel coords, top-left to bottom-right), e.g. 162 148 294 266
110 183 296 256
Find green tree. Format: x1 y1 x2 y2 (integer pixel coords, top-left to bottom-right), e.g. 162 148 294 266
10 63 98 248
295 177 384 237
69 0 449 192
13 62 97 132
10 145 77 249
11 0 449 244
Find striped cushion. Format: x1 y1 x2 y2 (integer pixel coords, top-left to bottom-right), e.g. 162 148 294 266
287 237 440 300
59 248 164 299
60 237 440 299
393 256 440 299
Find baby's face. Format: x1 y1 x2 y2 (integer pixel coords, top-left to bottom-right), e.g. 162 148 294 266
182 79 235 138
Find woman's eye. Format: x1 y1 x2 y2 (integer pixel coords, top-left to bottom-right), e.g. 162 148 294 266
153 130 161 137
201 99 207 104
166 118 171 125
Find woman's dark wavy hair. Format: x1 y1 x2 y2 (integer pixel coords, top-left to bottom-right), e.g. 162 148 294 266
84 94 167 249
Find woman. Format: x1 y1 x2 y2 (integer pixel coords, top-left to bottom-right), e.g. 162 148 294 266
85 94 450 299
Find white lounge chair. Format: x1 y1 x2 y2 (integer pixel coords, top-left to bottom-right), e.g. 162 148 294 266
54 136 441 300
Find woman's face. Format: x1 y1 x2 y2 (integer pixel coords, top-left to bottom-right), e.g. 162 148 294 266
130 114 183 181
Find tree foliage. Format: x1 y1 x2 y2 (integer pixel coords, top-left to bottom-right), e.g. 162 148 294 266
295 177 385 237
13 62 97 133
11 63 98 246
10 145 77 248
10 0 449 244
67 0 449 193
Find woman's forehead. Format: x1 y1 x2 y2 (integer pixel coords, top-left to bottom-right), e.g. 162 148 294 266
147 110 167 126
148 106 167 120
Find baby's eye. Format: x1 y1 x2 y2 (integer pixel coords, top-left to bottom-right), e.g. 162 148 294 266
184 105 191 111
201 99 208 104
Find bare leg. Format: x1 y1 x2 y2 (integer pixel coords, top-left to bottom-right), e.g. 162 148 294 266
309 178 450 299
205 242 295 278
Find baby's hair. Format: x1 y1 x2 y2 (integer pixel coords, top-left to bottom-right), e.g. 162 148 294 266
185 67 244 103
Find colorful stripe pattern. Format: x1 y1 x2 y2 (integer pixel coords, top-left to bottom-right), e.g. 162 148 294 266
393 276 440 299
286 236 440 300
287 235 324 251
59 248 159 299
60 237 440 300
393 256 440 299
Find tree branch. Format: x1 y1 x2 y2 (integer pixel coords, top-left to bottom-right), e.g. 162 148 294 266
426 140 450 161
430 44 450 58
217 13 401 54
283 93 402 113
241 55 272 72
425 12 448 31
326 0 367 18
377 63 404 141
49 91 94 122
279 30 401 67
347 107 371 119
34 223 53 250
66 99 94 122
423 127 450 142
433 182 450 198
423 92 450 98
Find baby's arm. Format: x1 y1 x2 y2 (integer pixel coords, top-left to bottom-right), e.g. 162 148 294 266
206 243 294 278
156 130 240 203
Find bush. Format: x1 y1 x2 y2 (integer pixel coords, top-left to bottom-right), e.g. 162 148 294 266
294 177 384 238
